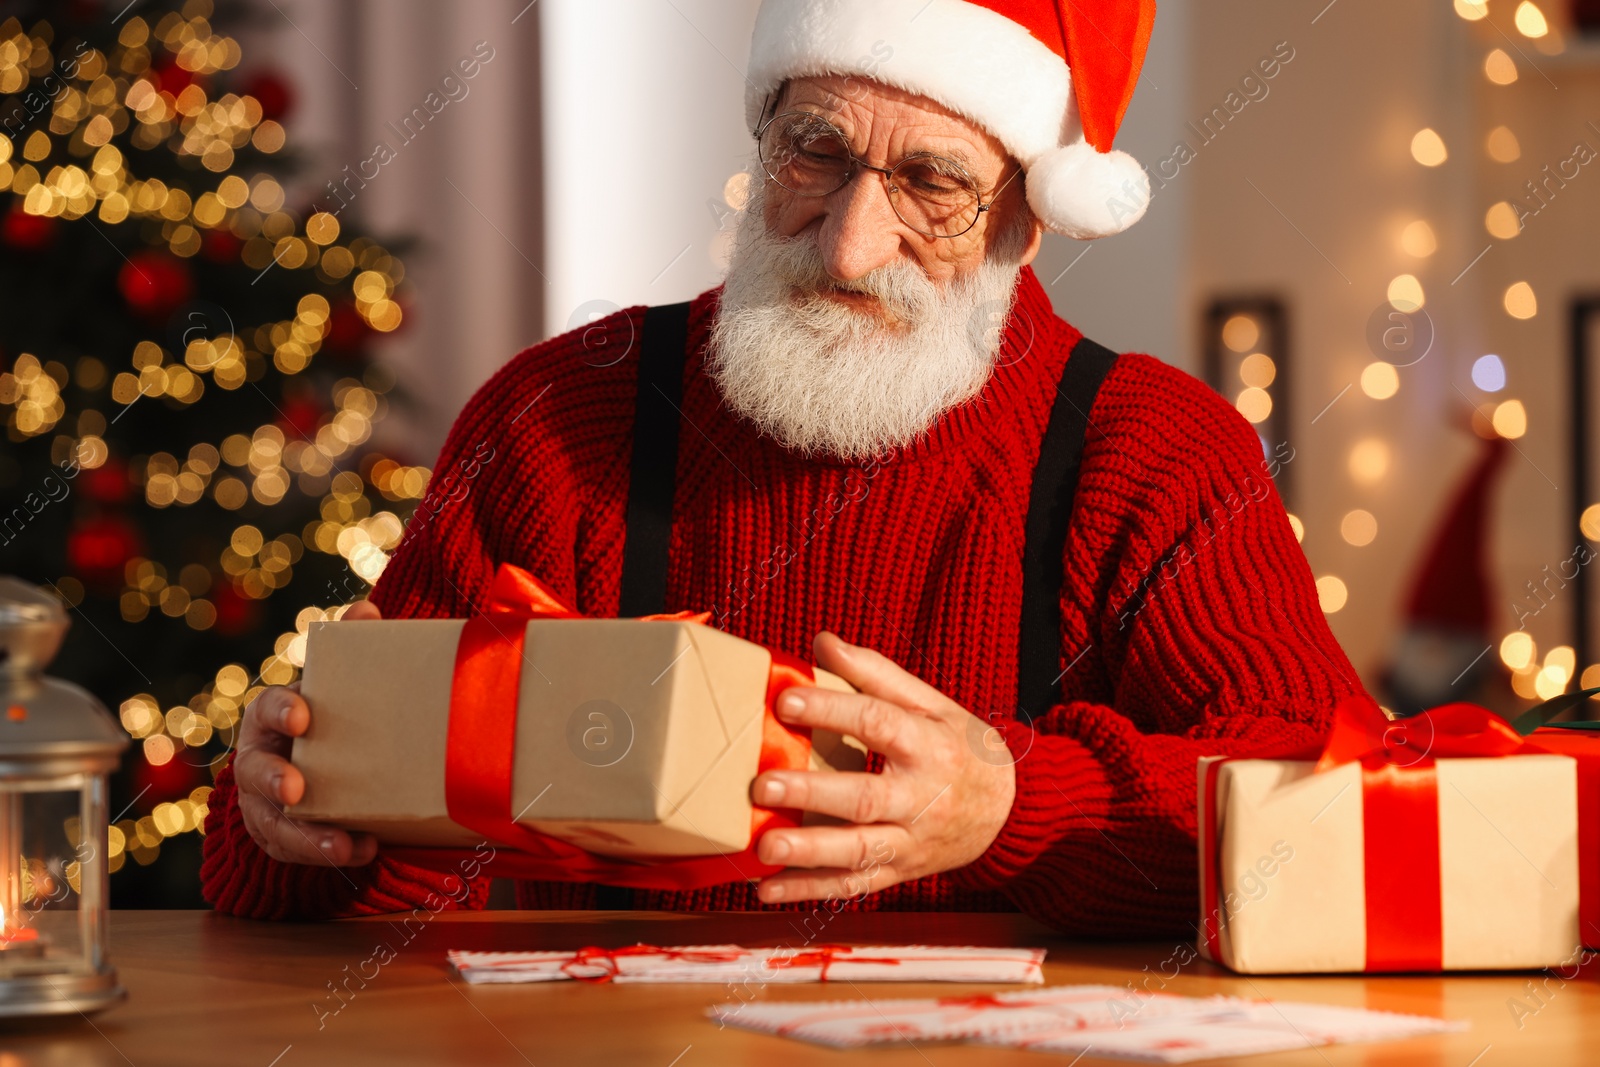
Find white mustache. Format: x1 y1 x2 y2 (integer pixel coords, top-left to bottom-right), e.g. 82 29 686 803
759 231 941 326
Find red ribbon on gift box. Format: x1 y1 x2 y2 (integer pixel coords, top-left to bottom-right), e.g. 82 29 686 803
1201 692 1596 971
386 562 817 891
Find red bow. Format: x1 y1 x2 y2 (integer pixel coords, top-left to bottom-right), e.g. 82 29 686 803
387 563 816 891
1203 692 1582 972
1313 693 1533 770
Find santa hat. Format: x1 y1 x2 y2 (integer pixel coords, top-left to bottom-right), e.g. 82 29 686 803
744 0 1158 240
1402 432 1509 634
1381 429 1511 715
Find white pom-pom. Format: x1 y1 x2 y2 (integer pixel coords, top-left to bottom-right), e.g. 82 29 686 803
1025 141 1152 240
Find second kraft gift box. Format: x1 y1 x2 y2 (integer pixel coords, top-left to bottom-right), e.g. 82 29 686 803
1198 694 1589 974
286 610 867 860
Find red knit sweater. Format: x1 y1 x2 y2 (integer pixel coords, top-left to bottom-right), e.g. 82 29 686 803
201 266 1365 936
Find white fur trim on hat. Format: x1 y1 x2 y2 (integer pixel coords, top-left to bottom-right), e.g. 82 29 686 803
745 0 1070 162
1026 141 1151 240
745 0 1149 239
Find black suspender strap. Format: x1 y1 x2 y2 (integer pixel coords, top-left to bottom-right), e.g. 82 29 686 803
598 301 691 912
618 300 693 619
1017 335 1121 724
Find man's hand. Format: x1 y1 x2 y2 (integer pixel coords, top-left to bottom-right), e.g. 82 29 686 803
750 631 1017 903
231 600 383 867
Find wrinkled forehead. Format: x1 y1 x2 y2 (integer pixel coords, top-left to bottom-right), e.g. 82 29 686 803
771 74 1011 170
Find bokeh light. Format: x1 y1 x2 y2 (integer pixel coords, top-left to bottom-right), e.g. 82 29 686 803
1349 439 1391 485
1222 315 1260 353
1492 399 1528 438
1400 219 1437 257
1486 126 1521 162
1341 510 1378 547
1515 1 1550 37
1316 576 1349 613
1360 361 1400 399
1472 354 1506 392
1503 281 1538 319
1484 48 1519 85
1410 128 1448 167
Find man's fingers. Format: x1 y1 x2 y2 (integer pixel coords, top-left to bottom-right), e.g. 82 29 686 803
232 678 379 868
343 600 382 621
813 631 954 717
756 822 909 873
757 855 904 904
752 769 913 826
775 687 929 763
242 685 309 746
233 748 302 807
241 787 378 867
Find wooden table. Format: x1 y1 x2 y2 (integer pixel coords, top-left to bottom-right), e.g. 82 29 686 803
2 909 1595 1064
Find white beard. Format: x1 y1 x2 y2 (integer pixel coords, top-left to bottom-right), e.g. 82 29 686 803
706 171 1030 462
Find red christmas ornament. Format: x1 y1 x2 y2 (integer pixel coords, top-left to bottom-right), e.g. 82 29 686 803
118 251 194 321
2 206 56 250
277 395 323 439
132 747 204 804
149 58 198 97
210 581 258 638
242 69 295 123
66 515 143 592
80 456 132 506
201 228 243 263
323 300 372 357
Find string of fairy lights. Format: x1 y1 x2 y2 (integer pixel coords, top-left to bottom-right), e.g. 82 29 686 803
1214 0 1600 709
0 3 429 877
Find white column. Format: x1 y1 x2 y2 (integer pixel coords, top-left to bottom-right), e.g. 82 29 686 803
539 0 763 340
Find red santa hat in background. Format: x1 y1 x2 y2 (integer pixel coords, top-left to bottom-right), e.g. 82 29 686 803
744 0 1158 240
1400 432 1509 637
1382 429 1511 715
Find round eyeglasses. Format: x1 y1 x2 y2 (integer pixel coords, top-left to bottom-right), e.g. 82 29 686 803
755 109 1021 240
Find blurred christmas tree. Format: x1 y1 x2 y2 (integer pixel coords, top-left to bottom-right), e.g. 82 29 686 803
0 0 426 905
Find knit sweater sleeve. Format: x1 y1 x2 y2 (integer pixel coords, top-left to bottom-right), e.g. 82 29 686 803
200 313 640 919
199 756 494 920
950 353 1366 938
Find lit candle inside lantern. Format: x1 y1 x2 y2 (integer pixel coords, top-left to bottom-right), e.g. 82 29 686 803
0 577 126 1010
0 901 41 954
0 793 44 957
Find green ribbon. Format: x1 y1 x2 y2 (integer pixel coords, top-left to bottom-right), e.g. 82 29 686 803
1512 687 1600 736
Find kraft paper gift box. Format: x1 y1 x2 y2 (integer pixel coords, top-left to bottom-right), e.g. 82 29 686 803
286 570 865 861
1197 694 1585 974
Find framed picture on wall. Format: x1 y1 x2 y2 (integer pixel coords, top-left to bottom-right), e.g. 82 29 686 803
1574 0 1600 35
1570 295 1600 705
1202 296 1292 506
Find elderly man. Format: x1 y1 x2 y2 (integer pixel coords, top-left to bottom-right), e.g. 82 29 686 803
203 0 1362 936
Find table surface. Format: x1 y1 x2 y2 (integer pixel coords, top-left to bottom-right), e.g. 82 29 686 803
1 909 1595 1065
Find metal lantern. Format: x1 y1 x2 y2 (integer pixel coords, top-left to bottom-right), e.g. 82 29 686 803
0 577 128 1017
